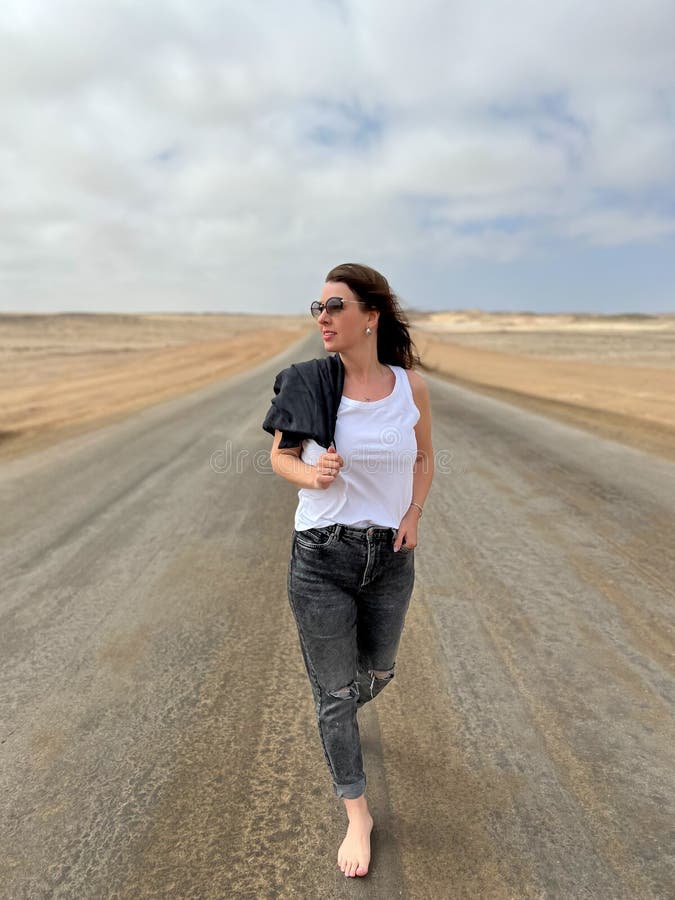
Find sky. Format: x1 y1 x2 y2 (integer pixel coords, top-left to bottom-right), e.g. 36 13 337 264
1 0 674 315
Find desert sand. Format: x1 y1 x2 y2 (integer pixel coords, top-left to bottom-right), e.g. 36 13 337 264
409 311 675 463
1 310 673 463
0 313 312 461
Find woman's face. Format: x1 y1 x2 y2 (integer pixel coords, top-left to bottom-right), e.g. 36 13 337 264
316 281 376 350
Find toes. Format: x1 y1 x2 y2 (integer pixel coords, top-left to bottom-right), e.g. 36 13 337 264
341 856 369 877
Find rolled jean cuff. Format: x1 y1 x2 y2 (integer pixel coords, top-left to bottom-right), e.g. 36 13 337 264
333 776 367 799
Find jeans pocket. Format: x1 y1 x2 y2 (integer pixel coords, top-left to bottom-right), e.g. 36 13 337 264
294 526 338 550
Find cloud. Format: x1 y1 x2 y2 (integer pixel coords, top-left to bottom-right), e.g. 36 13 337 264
0 0 673 311
563 209 675 245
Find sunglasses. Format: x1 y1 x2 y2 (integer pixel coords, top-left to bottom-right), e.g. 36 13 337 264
310 297 367 318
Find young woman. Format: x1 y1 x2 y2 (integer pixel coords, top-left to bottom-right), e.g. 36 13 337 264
268 263 434 878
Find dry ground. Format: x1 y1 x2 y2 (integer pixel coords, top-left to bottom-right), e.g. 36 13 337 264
1 310 673 463
0 313 312 461
2 329 673 898
409 311 675 463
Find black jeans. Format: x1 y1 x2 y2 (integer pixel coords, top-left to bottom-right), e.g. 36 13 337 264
287 522 415 799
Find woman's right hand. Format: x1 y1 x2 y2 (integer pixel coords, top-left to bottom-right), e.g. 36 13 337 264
313 444 344 490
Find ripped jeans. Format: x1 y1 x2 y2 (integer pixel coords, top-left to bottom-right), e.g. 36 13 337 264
287 522 415 800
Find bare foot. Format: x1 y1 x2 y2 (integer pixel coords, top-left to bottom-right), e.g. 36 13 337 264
337 808 374 877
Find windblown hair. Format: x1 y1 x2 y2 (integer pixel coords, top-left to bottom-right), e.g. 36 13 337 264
324 263 421 369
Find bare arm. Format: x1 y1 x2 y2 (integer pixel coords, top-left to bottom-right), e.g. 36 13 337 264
409 370 435 511
394 370 434 550
270 430 344 490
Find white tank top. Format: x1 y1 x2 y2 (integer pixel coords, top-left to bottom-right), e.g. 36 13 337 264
294 364 420 530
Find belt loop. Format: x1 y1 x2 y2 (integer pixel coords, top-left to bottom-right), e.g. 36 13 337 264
334 523 343 540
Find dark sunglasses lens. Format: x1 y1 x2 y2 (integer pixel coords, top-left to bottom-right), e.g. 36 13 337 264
311 298 344 317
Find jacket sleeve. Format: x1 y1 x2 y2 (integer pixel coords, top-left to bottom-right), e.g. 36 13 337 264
261 366 309 449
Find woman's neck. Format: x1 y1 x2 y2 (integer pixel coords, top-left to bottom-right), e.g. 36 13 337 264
337 350 386 382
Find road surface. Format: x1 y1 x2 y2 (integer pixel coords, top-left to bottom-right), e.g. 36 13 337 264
1 332 673 899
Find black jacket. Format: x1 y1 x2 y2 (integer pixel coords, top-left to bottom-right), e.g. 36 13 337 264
262 352 345 450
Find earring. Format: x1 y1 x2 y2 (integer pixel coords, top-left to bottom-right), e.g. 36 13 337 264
365 327 372 335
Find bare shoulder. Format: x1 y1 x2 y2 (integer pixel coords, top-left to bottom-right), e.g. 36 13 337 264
404 368 429 401
405 368 433 451
404 369 431 430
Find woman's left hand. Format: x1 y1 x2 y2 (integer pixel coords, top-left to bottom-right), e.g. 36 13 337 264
394 508 420 552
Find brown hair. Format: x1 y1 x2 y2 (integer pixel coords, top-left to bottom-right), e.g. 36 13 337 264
324 263 421 369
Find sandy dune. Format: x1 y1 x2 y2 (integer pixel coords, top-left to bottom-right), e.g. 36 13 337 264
1 310 673 463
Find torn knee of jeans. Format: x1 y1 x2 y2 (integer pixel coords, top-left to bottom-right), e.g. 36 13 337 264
327 681 359 701
370 666 395 682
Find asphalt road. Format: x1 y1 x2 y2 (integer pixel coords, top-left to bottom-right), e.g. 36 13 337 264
1 332 674 899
